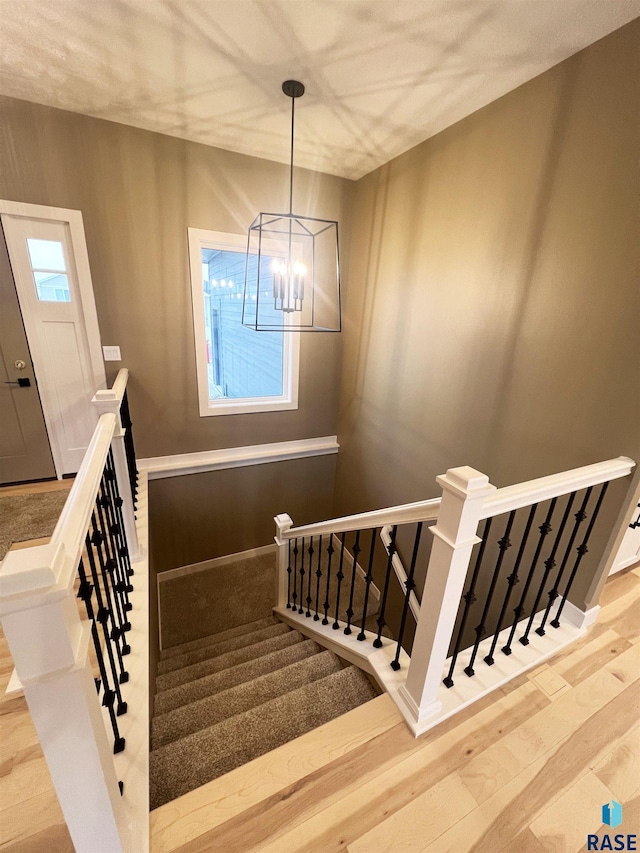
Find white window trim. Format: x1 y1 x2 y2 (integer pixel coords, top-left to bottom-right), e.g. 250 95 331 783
188 227 300 417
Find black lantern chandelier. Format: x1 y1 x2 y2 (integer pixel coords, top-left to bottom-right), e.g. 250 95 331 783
242 80 341 332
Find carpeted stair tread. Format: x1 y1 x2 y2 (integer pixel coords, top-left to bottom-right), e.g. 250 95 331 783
157 622 291 675
155 629 306 693
151 650 343 749
160 615 279 660
153 638 323 716
150 666 378 809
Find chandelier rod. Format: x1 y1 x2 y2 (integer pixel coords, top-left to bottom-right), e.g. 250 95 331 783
288 92 295 216
282 80 304 216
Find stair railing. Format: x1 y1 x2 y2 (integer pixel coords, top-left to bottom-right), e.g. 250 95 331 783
92 368 139 559
0 372 147 853
275 457 635 735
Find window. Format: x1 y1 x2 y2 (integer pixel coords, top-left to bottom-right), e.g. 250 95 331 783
188 228 299 416
26 238 71 302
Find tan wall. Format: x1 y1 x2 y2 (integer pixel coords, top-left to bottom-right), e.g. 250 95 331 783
335 22 640 610
0 97 351 458
149 455 337 573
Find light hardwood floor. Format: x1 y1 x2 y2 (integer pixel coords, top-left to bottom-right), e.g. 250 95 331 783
151 565 640 853
1 556 638 852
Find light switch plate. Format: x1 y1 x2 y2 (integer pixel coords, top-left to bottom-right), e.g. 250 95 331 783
102 346 122 361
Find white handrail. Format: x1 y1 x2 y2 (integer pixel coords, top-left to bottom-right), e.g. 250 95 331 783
51 413 117 571
90 369 140 559
282 497 442 540
480 456 635 519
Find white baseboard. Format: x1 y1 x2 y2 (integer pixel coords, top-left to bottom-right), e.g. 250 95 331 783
560 600 601 630
139 436 339 480
157 544 276 584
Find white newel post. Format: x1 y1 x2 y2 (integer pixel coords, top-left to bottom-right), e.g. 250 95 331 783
92 381 140 559
399 466 495 732
274 514 293 610
0 543 126 853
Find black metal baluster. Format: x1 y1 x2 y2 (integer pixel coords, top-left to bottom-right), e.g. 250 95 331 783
344 530 361 635
96 479 131 635
392 522 423 671
536 489 592 637
322 537 335 625
333 533 347 630
286 540 293 609
372 526 395 646
100 473 133 622
631 502 640 529
464 512 515 678
552 482 609 628
484 504 537 665
305 537 314 617
85 531 128 726
314 535 323 621
298 537 306 614
291 538 299 611
77 556 125 751
520 493 576 645
357 528 378 642
121 389 138 508
77 557 108 696
105 449 134 584
502 499 557 655
443 518 492 687
91 509 130 671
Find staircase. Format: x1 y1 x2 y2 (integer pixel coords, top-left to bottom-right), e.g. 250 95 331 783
150 613 378 809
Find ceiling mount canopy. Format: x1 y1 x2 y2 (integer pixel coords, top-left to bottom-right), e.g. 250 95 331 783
242 80 341 333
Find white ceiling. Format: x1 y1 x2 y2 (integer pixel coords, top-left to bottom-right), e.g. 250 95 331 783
1 0 638 180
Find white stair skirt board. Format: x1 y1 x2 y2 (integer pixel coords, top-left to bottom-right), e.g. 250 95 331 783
398 611 585 736
277 605 585 739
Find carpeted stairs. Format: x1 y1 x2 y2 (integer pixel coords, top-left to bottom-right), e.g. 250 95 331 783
150 613 379 809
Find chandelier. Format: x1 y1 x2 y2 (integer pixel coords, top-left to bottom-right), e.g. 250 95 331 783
242 80 341 332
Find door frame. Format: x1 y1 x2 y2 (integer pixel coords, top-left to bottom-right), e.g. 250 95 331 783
0 200 106 478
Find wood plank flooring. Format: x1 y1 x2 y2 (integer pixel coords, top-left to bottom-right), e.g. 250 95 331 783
151 564 640 853
0 549 638 851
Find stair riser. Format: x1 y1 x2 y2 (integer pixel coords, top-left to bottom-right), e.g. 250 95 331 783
150 667 377 810
155 631 304 692
153 638 322 716
160 616 278 660
151 650 343 749
157 623 290 675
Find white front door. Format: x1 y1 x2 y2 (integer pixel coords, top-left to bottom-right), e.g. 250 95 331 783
0 203 106 476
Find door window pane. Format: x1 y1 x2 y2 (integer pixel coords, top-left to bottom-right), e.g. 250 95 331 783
27 239 71 302
27 239 67 271
32 270 71 302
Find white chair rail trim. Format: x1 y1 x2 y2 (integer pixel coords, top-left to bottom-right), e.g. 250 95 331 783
138 435 339 480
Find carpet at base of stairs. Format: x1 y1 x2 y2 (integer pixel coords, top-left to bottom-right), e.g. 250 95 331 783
151 616 379 810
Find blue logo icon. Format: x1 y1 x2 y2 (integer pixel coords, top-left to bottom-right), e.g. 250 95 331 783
602 801 623 829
